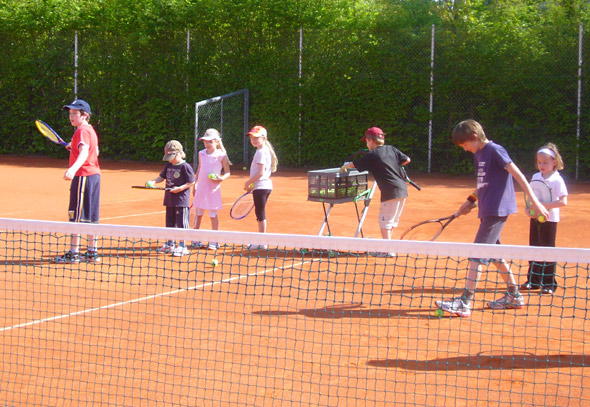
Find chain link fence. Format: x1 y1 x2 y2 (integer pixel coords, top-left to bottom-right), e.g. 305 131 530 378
0 25 588 179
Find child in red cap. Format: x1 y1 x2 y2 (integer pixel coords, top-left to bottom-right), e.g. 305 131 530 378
340 127 411 256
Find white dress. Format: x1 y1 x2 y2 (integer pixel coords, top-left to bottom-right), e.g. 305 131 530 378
193 149 227 212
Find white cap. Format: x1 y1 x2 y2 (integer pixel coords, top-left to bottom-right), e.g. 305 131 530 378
200 128 221 141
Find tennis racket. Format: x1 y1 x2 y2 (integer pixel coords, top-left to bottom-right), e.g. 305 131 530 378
345 148 369 161
132 185 171 191
400 214 459 241
401 167 421 191
35 120 67 146
230 191 255 220
525 179 552 222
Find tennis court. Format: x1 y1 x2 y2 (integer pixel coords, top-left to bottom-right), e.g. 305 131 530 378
1 156 589 406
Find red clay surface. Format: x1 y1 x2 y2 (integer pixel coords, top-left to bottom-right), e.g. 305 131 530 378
0 155 589 406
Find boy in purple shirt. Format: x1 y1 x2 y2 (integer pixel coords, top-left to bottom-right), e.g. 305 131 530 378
436 120 549 317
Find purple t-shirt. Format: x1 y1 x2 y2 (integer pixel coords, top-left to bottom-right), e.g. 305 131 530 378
474 141 517 218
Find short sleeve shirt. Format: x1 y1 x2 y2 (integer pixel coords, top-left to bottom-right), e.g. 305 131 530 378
474 141 517 218
353 145 409 201
159 161 195 207
69 124 100 177
531 171 568 222
250 146 273 190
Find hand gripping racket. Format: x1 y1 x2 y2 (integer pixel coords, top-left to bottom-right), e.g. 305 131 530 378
35 120 67 146
132 185 172 191
230 191 255 220
400 203 475 241
525 179 552 223
401 167 421 191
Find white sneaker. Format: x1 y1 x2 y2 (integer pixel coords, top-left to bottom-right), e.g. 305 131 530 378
157 244 173 254
487 293 525 310
369 252 396 257
435 297 471 318
172 246 189 257
247 244 268 250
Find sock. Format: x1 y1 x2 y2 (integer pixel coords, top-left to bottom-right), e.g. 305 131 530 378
461 289 475 305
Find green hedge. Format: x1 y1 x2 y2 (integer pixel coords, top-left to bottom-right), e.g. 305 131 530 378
0 0 588 179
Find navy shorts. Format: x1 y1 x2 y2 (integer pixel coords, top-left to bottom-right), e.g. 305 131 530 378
69 174 101 223
165 206 190 229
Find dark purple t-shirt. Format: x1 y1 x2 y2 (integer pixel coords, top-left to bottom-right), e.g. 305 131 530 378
159 161 195 207
474 141 517 218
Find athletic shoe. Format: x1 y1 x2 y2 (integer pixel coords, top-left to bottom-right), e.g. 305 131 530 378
435 298 471 318
192 241 207 249
369 252 396 257
247 244 268 250
520 282 540 290
487 293 525 310
54 251 80 264
157 243 174 254
172 246 189 257
81 251 101 263
208 242 219 250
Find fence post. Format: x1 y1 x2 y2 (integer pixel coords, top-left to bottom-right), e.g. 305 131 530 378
428 24 435 173
74 30 78 99
576 22 583 181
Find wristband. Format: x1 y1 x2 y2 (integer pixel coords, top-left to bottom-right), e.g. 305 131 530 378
467 193 477 203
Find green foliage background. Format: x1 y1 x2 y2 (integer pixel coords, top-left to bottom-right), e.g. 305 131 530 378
0 0 589 178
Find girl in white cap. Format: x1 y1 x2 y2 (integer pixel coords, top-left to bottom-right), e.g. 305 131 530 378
191 128 231 250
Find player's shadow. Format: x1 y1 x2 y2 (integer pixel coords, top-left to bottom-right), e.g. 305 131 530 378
253 303 423 319
368 352 588 371
385 288 489 296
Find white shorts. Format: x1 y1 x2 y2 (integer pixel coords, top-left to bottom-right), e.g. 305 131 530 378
195 208 218 218
379 198 406 230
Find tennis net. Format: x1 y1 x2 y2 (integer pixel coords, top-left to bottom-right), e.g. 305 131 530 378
1 217 589 406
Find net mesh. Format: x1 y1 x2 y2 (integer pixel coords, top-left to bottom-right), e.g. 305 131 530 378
1 218 589 406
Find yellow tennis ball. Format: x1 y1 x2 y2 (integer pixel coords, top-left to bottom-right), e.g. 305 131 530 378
210 259 218 267
146 180 155 188
538 215 546 223
243 166 247 170
434 308 444 318
208 173 217 180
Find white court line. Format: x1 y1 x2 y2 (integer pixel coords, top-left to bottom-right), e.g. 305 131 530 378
0 260 306 333
102 211 165 220
101 198 296 221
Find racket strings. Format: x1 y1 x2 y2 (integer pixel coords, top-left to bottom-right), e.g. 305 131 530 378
39 127 60 143
402 221 444 241
231 198 254 218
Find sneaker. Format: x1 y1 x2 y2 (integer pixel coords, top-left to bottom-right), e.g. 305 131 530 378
81 251 101 263
247 244 268 250
192 241 207 249
435 298 471 318
369 252 396 257
157 244 174 254
172 246 189 257
487 293 525 310
55 251 80 264
208 242 219 250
